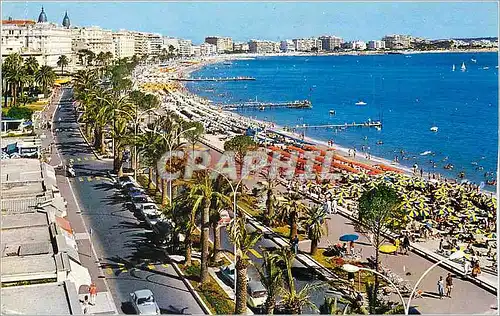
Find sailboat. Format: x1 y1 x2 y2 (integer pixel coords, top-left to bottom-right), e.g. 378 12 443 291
461 62 466 71
452 64 456 71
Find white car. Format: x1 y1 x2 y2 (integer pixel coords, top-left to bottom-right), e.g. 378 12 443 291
139 203 159 217
145 213 167 227
247 280 268 309
129 289 160 315
119 175 136 188
132 196 152 210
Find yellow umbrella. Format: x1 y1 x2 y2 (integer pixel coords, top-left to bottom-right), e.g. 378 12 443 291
379 244 397 254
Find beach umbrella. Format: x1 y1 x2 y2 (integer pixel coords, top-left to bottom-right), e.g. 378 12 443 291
379 244 397 254
487 232 496 238
339 234 359 242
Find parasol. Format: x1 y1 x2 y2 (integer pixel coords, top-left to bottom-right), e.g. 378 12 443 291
379 244 397 254
339 234 359 242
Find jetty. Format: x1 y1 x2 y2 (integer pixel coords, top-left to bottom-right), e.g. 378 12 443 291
222 100 312 110
173 76 255 82
292 120 382 130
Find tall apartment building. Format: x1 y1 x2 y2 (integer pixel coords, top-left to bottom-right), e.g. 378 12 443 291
146 33 162 56
200 43 217 56
162 37 180 53
132 32 149 56
343 40 367 50
112 30 135 59
292 38 322 52
319 36 343 51
71 26 114 56
1 9 72 67
280 40 295 52
382 34 412 49
248 40 279 54
178 39 192 56
233 42 249 53
205 36 233 53
368 40 386 50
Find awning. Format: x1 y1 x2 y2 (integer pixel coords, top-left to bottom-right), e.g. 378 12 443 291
68 259 91 291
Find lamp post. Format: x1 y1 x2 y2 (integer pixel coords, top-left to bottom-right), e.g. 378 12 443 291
144 126 196 203
114 108 156 181
204 166 250 297
343 250 465 315
405 250 465 315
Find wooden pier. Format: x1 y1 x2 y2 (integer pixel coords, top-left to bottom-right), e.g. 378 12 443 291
222 100 312 110
173 76 255 82
292 121 382 129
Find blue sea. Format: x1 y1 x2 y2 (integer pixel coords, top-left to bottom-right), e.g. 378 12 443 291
187 53 498 189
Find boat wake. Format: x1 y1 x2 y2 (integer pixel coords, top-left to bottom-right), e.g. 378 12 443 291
420 151 433 156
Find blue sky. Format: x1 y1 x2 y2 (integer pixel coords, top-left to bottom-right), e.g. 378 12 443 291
2 1 498 43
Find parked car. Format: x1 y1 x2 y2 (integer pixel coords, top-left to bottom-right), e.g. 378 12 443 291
139 203 159 217
119 175 135 188
218 209 231 226
247 280 268 309
129 289 160 315
131 195 151 210
145 213 167 227
125 186 146 197
220 264 235 285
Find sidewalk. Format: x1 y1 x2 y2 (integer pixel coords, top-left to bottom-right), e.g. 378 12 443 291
41 87 118 314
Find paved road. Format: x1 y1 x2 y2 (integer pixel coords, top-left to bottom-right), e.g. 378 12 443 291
54 88 204 315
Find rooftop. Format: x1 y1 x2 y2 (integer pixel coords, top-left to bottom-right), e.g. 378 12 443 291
1 281 79 315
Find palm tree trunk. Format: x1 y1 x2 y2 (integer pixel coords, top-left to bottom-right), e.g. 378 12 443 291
200 202 210 284
265 190 273 226
161 179 168 206
265 296 276 315
210 221 221 264
156 165 162 193
290 212 298 238
148 167 153 189
117 150 124 177
100 130 106 154
310 237 318 255
235 260 248 314
185 228 193 266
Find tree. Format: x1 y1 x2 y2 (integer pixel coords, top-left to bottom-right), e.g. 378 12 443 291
256 251 283 314
57 55 69 74
357 183 401 313
277 192 309 238
35 65 56 98
182 121 205 153
3 53 24 106
256 169 279 226
24 56 39 76
224 135 257 166
305 205 327 255
278 249 323 314
227 214 262 314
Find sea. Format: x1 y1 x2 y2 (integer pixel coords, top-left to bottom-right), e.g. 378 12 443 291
186 52 499 189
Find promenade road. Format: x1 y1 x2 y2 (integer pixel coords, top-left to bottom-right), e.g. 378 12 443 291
52 87 204 314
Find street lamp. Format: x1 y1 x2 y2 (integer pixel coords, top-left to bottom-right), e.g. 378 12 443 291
342 263 408 313
114 108 157 181
144 126 196 203
204 166 251 297
405 250 465 315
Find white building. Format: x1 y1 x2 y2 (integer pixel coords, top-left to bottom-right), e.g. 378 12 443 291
319 36 343 51
248 40 280 54
190 45 201 56
146 33 162 56
112 30 135 59
200 42 217 56
344 40 367 50
292 38 322 52
382 34 412 49
233 42 249 53
280 40 295 52
1 10 72 68
162 37 180 53
368 40 386 50
178 39 192 56
71 26 114 56
205 36 233 53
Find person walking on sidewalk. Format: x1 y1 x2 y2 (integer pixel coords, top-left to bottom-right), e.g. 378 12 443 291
402 233 410 255
291 235 299 254
437 276 445 299
445 273 453 298
89 282 97 305
82 295 90 314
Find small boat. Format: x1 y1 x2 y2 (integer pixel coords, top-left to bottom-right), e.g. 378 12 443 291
329 110 336 115
223 62 232 65
452 64 456 71
376 140 383 145
375 126 381 131
483 67 489 70
461 62 466 71
420 151 433 156
259 106 265 111
430 126 438 132
355 101 367 106
471 58 477 63
444 164 454 170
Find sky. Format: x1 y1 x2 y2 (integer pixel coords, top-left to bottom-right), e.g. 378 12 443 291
1 1 498 43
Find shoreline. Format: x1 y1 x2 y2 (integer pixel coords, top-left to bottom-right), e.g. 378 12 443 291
138 57 497 194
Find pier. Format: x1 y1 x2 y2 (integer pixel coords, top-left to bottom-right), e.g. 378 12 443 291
292 120 382 129
173 76 256 82
222 100 312 110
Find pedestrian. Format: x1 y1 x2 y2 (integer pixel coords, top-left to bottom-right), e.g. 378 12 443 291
349 240 355 256
89 282 97 305
394 237 400 255
420 168 423 177
82 295 90 314
445 273 453 298
439 238 444 251
325 199 332 214
402 234 410 255
291 235 299 254
463 259 471 278
437 276 444 299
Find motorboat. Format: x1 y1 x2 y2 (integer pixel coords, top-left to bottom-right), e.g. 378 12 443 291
355 101 367 106
375 126 381 131
430 126 438 132
259 106 265 111
329 110 336 115
483 67 490 70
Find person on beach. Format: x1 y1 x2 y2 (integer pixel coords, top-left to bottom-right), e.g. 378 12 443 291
445 273 453 298
437 276 445 299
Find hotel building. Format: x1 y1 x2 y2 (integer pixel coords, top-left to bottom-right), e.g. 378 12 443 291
71 26 114 56
112 30 135 59
205 36 233 53
248 40 280 54
382 34 412 49
280 40 296 52
292 38 322 52
319 36 343 51
368 40 386 50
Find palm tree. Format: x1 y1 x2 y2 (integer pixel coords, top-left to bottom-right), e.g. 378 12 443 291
305 205 327 255
57 55 69 74
136 129 165 189
227 214 262 314
3 53 24 106
277 192 310 238
277 249 324 314
256 170 279 226
35 65 56 97
256 251 283 314
24 56 39 95
188 171 231 284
